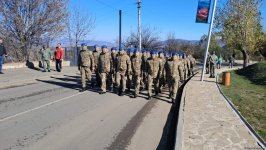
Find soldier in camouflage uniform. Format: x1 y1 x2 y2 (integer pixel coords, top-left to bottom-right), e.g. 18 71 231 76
116 47 131 96
210 51 218 78
98 45 111 94
158 50 166 93
39 45 52 72
165 52 184 104
146 50 164 100
110 47 118 88
140 50 148 91
188 54 196 76
92 44 101 87
126 48 134 92
183 54 190 80
78 43 94 92
206 53 211 74
131 49 142 98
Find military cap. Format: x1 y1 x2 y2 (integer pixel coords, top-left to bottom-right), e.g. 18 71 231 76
135 48 141 53
150 50 158 55
111 47 117 51
119 46 125 51
94 44 100 48
101 45 107 49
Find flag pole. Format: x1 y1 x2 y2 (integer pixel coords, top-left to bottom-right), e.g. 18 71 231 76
200 0 218 81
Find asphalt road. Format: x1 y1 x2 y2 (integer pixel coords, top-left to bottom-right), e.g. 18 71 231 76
0 68 175 150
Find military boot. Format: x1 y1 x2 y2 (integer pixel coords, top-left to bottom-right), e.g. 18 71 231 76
80 87 86 92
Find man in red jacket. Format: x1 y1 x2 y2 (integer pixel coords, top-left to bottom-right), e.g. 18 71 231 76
54 43 64 72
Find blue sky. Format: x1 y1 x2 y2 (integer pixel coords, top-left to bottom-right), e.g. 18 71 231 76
69 0 266 43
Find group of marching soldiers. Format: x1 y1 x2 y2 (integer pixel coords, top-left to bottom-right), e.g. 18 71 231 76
78 44 196 103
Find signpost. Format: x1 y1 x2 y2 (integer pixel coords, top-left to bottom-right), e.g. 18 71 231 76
197 0 218 81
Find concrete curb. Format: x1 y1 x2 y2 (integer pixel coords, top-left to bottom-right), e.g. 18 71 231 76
175 71 199 150
3 61 71 70
216 73 266 149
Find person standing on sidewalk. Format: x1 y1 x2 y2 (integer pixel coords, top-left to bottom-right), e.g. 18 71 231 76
210 51 218 78
217 55 223 69
0 37 7 74
54 43 64 72
39 45 52 72
131 48 142 98
78 43 94 92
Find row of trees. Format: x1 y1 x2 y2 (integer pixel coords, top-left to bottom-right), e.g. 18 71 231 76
215 0 266 67
0 0 95 62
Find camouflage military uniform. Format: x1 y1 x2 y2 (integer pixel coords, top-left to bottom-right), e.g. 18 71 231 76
110 52 118 86
116 52 131 95
98 51 111 93
140 54 148 90
131 54 142 97
206 54 211 74
126 51 134 91
210 53 218 78
92 47 101 86
78 46 94 91
185 57 191 78
189 56 196 76
146 55 163 98
165 56 184 103
158 56 166 92
182 56 189 80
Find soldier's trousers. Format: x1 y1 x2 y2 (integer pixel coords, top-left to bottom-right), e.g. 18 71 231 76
147 75 159 97
184 69 188 80
80 66 92 88
169 77 180 100
140 72 147 89
94 69 101 86
116 72 127 92
127 74 133 90
100 72 108 92
42 60 50 71
133 74 141 95
210 65 216 77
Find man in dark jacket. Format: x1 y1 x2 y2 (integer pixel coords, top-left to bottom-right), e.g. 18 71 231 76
0 37 7 74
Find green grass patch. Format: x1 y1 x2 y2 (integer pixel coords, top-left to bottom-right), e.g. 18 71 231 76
219 61 266 141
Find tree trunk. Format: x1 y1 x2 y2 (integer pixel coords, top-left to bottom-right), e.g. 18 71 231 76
241 50 249 68
259 50 266 60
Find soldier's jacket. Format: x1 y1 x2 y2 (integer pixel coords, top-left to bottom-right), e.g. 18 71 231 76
111 53 118 73
182 59 187 72
116 53 131 74
159 57 166 76
165 59 184 80
210 54 218 66
185 58 191 70
189 57 196 67
146 57 163 78
93 50 100 69
141 55 148 75
78 47 94 68
131 55 142 76
39 48 52 61
206 55 211 67
98 52 111 73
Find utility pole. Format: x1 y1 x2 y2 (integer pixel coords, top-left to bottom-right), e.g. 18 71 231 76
137 0 141 50
200 0 218 81
119 10 122 48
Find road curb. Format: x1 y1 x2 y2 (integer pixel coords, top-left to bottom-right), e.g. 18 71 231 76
216 73 266 149
174 72 199 150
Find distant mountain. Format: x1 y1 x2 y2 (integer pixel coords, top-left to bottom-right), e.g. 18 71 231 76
50 38 115 47
161 39 200 46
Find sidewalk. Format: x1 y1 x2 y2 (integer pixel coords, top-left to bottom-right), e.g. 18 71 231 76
0 67 78 86
179 68 262 150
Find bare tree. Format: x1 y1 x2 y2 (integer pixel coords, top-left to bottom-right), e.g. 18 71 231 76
0 0 68 61
124 25 162 50
67 6 95 49
164 32 179 52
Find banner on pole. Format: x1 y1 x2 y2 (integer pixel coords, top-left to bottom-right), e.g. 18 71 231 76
196 0 211 23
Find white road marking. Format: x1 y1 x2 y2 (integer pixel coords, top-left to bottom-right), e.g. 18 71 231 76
0 92 83 123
